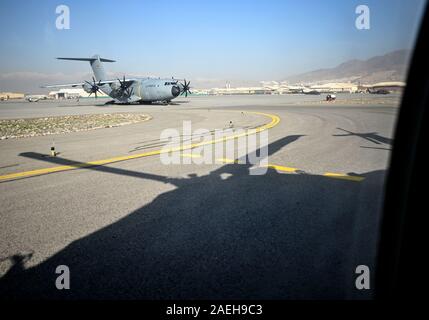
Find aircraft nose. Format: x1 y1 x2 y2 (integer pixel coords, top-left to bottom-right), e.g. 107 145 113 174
171 85 180 97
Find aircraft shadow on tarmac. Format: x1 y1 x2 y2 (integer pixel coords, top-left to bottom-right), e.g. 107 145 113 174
0 135 386 300
333 128 393 146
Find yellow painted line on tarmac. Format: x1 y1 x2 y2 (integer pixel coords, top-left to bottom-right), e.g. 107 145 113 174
267 166 364 181
263 164 298 173
323 172 365 182
0 111 280 182
265 165 364 181
212 158 364 182
0 110 364 183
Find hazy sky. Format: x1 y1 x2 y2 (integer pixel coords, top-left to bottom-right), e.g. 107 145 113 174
0 0 426 92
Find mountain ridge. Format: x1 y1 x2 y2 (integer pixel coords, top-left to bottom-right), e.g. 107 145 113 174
283 49 411 85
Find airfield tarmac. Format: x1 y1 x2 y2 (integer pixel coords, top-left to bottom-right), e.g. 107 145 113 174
0 94 399 299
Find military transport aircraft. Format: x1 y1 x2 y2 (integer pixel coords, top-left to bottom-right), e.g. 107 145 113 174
42 55 191 104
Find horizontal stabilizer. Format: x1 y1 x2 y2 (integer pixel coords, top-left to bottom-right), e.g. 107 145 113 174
56 57 116 62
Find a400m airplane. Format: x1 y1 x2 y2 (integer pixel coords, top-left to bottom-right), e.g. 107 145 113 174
42 54 191 104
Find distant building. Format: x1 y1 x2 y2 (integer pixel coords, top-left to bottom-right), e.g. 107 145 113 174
191 89 210 95
193 80 406 96
260 81 306 94
368 81 405 93
48 88 108 99
208 87 272 95
0 92 25 100
309 82 359 93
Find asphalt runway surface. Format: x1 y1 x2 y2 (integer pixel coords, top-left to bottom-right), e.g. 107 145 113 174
0 94 399 299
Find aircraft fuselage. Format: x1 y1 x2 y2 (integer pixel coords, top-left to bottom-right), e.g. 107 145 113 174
98 78 181 103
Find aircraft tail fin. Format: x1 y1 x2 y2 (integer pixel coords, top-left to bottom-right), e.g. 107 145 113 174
56 55 115 81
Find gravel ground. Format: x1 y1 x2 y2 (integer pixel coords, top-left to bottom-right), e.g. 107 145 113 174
0 113 151 139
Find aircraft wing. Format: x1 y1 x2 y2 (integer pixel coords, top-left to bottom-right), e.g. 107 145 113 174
41 78 139 88
41 82 86 88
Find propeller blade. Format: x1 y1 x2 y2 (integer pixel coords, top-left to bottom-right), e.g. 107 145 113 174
84 77 104 98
